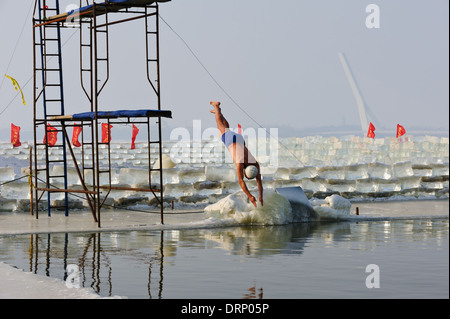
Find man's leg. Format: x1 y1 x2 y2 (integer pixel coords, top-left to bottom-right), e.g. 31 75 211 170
210 101 229 135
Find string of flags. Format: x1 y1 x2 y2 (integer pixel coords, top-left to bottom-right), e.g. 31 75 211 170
9 122 141 148
9 122 408 148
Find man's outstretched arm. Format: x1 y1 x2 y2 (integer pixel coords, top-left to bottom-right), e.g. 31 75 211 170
236 164 257 207
256 172 263 206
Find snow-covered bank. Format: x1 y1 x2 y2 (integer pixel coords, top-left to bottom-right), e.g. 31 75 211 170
0 262 124 299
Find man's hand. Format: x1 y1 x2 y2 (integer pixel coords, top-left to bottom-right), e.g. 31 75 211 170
249 195 257 208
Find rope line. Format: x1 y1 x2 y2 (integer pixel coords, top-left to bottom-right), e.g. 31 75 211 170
158 14 329 183
0 175 29 186
0 28 79 117
32 176 204 215
0 0 34 94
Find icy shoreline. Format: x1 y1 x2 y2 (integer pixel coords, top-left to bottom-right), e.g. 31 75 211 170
0 261 122 299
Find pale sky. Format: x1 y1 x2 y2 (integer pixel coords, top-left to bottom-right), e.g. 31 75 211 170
0 0 448 140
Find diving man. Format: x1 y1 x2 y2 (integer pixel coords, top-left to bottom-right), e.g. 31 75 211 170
210 101 263 207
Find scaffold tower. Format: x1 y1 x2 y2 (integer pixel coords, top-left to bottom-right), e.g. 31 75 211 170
32 0 172 227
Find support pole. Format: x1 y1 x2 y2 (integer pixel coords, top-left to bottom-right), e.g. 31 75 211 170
29 146 34 216
61 124 98 223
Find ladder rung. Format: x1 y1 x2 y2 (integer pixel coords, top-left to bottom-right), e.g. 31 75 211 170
43 24 62 29
48 160 66 163
49 175 66 179
36 68 61 71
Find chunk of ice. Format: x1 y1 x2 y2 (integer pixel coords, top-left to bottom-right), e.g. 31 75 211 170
1 181 31 199
205 166 236 182
368 163 392 179
311 194 352 220
393 162 414 178
204 190 294 225
119 168 149 186
318 166 345 180
165 183 194 197
0 167 15 183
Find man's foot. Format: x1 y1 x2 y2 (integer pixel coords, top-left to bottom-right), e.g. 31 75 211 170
209 101 221 113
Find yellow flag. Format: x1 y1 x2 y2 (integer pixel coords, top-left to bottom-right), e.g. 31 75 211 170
5 74 26 106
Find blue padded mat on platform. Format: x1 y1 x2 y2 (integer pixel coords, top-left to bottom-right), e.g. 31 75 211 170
67 0 171 17
72 109 172 120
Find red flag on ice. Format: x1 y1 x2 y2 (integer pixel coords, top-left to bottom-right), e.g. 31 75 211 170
11 123 21 148
43 123 58 146
396 124 406 138
367 122 376 139
72 125 82 147
131 124 139 150
101 123 113 143
238 124 242 135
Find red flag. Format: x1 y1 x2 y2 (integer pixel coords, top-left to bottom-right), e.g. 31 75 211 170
72 125 82 147
396 124 406 138
43 123 58 146
367 122 375 139
101 123 113 144
11 123 21 148
238 124 242 135
131 124 139 150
